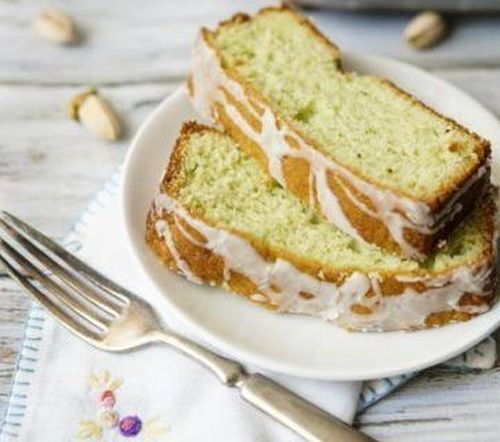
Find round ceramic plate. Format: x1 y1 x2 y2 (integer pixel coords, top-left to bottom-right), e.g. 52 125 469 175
122 52 500 381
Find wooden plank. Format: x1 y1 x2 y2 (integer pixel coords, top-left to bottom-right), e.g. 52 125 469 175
358 369 500 441
1 0 500 88
310 10 500 69
1 0 500 437
294 0 500 12
0 280 30 420
0 0 271 85
0 82 176 238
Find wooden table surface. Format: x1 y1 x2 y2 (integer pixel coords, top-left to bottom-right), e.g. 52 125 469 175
1 1 499 440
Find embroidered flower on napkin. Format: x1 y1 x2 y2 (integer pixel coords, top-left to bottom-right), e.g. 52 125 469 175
76 370 168 441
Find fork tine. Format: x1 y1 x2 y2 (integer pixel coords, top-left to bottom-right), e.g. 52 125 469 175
0 250 103 344
0 239 109 332
0 211 128 304
0 218 121 319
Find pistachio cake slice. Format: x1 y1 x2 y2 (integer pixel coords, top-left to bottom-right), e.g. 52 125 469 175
189 6 491 261
146 122 497 332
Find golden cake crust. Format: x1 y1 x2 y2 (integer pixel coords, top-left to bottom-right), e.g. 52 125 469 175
191 6 491 260
145 122 497 331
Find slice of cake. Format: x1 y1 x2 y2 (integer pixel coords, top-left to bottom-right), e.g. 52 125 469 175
189 6 491 261
146 122 497 332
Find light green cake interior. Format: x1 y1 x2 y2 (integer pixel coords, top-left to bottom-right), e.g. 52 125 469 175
210 9 482 201
170 129 488 274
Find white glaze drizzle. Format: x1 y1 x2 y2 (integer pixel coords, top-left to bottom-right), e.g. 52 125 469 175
153 193 493 331
173 214 205 247
154 219 203 284
314 169 361 240
190 34 489 260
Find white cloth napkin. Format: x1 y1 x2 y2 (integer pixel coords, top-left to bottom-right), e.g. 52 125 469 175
0 173 496 442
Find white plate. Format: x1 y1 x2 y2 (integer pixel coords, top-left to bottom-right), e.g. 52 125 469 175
122 52 500 381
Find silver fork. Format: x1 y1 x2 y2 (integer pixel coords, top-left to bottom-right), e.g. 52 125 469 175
0 211 376 442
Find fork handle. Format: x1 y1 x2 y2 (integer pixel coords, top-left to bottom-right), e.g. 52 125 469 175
153 331 376 441
239 374 376 442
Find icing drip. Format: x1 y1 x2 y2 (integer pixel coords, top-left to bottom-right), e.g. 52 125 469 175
153 194 493 331
191 33 219 120
190 34 489 260
314 169 361 241
154 220 203 284
173 214 205 247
